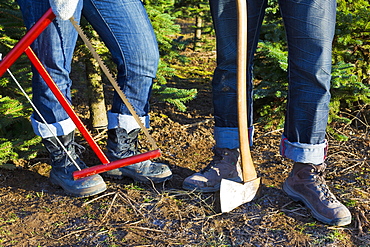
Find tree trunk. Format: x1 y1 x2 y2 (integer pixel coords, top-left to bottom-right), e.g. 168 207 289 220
194 15 203 51
86 56 108 129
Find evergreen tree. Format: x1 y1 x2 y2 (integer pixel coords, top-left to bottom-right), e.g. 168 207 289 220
0 1 41 166
173 0 213 51
144 0 197 111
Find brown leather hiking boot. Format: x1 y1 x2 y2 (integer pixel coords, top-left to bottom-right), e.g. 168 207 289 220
182 147 242 192
283 162 351 226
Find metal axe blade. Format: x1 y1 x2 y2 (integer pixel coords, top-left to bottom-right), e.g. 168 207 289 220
220 177 261 213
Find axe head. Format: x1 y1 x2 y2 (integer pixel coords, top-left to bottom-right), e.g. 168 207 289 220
220 177 261 213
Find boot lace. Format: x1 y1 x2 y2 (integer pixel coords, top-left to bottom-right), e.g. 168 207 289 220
312 168 338 204
61 141 86 169
115 132 139 157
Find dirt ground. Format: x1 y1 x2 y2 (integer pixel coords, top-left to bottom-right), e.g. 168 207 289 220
1 48 370 246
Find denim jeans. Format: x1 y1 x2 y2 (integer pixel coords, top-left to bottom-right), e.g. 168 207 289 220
17 0 159 138
210 0 336 164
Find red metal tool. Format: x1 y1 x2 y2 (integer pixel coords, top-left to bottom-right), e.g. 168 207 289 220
0 8 161 180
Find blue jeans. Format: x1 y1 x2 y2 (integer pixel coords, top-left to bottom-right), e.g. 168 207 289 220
210 0 336 164
17 0 159 138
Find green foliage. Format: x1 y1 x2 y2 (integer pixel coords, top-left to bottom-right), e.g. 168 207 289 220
0 96 41 165
152 80 197 112
173 0 212 29
0 1 41 166
334 0 370 82
0 0 29 93
330 62 370 116
173 0 210 17
327 61 370 140
0 1 26 47
329 0 370 137
145 0 182 59
144 0 198 110
253 41 287 129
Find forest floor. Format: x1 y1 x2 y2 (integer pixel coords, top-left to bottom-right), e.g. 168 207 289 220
1 31 370 246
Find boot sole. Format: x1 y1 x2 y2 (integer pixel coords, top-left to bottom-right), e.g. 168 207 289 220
50 175 107 198
282 181 351 226
182 182 220 193
102 170 173 184
182 176 242 193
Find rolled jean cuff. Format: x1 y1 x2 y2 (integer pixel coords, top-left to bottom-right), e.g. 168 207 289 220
214 126 254 149
280 135 328 164
31 114 76 138
107 111 149 133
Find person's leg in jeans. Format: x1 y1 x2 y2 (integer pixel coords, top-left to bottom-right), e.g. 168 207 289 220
182 0 351 226
182 0 267 192
279 0 351 226
82 0 172 183
16 0 106 197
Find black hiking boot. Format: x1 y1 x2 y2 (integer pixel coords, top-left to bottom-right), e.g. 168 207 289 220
104 128 172 183
42 131 106 197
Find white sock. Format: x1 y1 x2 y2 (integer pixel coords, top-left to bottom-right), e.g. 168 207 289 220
49 0 80 20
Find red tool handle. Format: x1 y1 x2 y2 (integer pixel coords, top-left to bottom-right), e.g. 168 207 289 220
24 47 111 165
0 8 55 77
73 149 161 180
1 8 162 180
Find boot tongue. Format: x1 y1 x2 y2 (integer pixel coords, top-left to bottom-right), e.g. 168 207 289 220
210 147 235 166
294 162 326 173
313 163 327 173
292 162 327 180
127 128 140 138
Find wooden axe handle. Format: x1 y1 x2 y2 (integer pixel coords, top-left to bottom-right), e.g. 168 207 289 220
236 0 257 182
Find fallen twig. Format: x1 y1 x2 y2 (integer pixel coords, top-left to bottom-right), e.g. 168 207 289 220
182 118 214 128
356 210 364 236
117 192 145 218
280 209 308 217
281 201 294 209
82 191 116 206
101 192 119 222
56 228 89 241
354 187 370 196
256 128 283 139
340 162 364 174
123 225 165 233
